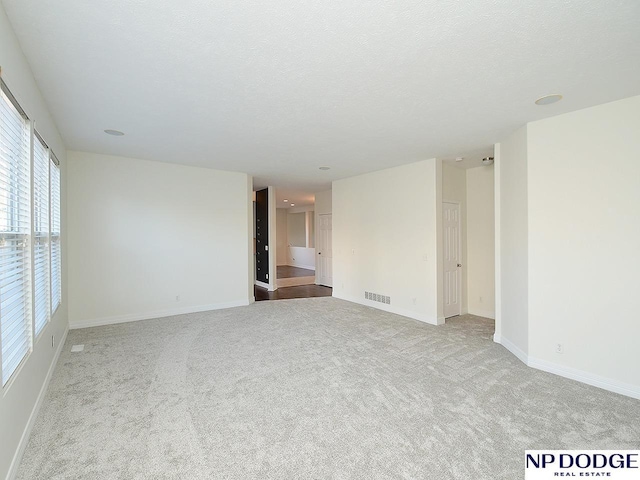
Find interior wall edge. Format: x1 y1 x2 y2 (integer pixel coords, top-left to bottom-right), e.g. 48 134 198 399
495 334 640 400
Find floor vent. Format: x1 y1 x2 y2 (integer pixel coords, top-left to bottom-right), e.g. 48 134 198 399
364 291 391 305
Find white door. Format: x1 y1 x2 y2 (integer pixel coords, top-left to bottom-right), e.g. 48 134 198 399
317 214 333 287
443 202 461 318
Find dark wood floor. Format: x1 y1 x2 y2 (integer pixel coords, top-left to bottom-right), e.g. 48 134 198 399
276 265 315 278
255 284 332 301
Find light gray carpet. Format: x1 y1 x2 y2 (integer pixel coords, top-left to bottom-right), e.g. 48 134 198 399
17 298 640 479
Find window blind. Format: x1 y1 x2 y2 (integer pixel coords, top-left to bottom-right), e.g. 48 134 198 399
50 155 61 313
33 132 50 335
0 79 32 386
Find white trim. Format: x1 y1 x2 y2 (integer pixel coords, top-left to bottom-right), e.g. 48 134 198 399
334 293 441 326
527 356 640 400
6 325 68 480
69 300 250 330
467 308 495 319
494 334 640 400
494 334 528 365
493 143 502 341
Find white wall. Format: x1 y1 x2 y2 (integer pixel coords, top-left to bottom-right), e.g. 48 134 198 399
275 209 287 266
0 5 69 479
442 163 468 314
315 190 332 218
287 247 316 270
67 152 253 328
495 126 529 359
496 95 640 398
527 96 640 395
287 212 306 247
466 166 495 319
333 159 441 324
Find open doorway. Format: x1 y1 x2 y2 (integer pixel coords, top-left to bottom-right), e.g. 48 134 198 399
441 153 495 323
254 187 333 301
276 207 316 287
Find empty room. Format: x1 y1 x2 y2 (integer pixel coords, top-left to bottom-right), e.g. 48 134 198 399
1 1 639 479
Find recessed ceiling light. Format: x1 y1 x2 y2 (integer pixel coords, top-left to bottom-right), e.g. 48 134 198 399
291 203 295 206
535 94 563 106
455 157 464 162
104 129 125 136
319 166 330 170
283 199 288 202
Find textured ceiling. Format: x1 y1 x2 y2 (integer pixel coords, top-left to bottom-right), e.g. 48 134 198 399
3 0 640 194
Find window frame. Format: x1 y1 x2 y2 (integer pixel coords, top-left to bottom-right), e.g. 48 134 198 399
0 75 62 389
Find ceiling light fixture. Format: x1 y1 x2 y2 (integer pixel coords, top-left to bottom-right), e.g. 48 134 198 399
455 157 464 162
535 94 563 106
319 166 330 170
283 199 288 202
104 129 125 136
291 203 295 206
482 157 494 166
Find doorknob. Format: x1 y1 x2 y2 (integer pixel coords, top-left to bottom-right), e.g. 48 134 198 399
457 264 462 267
318 252 322 255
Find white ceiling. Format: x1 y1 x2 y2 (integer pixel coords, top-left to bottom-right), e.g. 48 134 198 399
3 0 640 194
275 188 316 209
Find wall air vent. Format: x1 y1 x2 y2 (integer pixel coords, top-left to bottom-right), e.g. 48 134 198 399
364 291 391 305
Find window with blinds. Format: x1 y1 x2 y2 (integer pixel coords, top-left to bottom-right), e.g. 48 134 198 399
50 155 61 313
1 79 32 386
33 132 50 336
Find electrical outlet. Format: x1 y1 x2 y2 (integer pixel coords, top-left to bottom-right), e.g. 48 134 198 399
479 296 483 303
176 295 180 302
556 343 564 354
412 297 416 305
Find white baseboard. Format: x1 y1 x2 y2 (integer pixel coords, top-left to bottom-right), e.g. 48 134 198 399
495 334 529 365
494 335 640 400
527 356 640 400
468 308 496 320
6 325 69 480
334 293 440 326
70 300 250 330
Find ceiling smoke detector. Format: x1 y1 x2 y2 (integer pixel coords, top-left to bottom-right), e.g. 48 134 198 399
482 157 494 166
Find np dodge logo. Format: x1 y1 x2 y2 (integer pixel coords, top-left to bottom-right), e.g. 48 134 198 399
525 451 640 479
